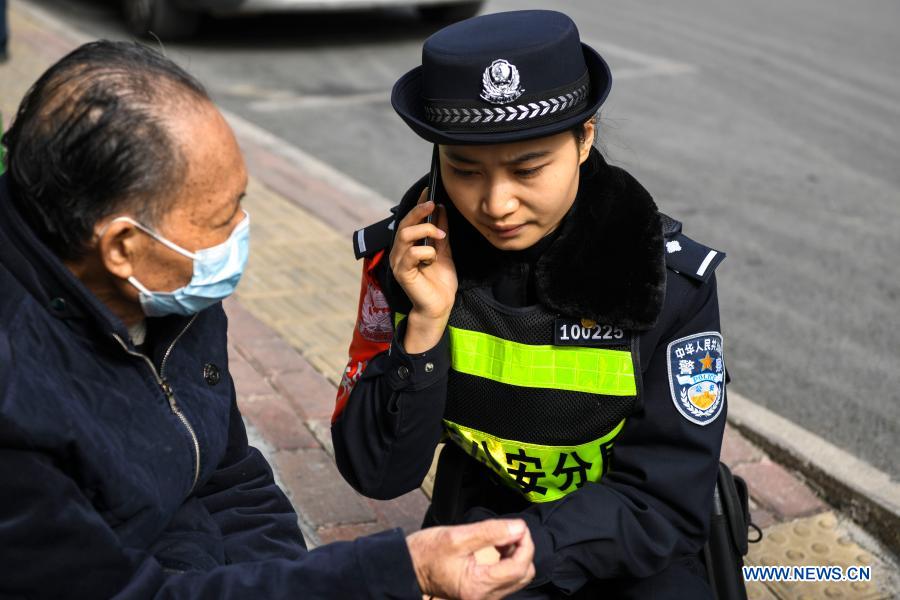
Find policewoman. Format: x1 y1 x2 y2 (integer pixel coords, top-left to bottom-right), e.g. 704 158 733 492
332 10 727 598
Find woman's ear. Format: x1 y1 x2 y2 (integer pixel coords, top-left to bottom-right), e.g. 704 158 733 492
578 118 596 165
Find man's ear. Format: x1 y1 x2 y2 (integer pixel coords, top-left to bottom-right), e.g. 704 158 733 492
578 118 596 165
96 220 141 280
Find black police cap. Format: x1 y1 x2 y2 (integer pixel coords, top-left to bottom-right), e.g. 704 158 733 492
392 10 611 145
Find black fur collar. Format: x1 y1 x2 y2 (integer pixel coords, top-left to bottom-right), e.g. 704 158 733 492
386 149 666 331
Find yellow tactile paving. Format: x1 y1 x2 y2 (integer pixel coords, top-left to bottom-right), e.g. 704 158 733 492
747 579 780 599
744 511 892 599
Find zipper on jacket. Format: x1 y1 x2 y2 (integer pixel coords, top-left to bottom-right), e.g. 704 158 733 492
112 314 201 491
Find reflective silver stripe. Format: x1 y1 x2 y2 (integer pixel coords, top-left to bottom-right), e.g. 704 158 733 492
696 250 718 277
356 229 367 254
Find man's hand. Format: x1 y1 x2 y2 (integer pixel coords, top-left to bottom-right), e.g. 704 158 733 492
406 519 535 600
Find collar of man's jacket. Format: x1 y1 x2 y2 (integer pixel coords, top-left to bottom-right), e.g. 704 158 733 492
383 147 666 331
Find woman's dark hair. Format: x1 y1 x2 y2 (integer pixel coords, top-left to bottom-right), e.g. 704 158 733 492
1 40 209 261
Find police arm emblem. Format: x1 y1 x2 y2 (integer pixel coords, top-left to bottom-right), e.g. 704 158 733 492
666 332 725 426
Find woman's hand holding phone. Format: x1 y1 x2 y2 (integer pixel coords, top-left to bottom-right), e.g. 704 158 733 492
389 186 457 354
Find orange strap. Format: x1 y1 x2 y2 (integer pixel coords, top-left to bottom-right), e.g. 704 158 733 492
332 250 393 421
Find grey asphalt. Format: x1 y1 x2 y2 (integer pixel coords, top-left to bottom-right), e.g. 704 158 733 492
17 0 900 478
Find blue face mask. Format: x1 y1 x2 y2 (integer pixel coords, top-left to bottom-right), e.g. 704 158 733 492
116 211 250 317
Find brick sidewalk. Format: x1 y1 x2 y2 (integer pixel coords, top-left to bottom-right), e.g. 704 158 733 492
224 297 429 546
0 2 894 596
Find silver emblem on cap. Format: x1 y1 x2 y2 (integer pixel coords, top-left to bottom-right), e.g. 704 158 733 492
480 59 524 104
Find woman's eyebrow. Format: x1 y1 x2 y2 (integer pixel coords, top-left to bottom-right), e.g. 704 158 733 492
504 150 551 165
444 149 551 165
444 150 480 165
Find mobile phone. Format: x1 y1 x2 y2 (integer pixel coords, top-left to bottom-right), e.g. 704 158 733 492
419 144 439 247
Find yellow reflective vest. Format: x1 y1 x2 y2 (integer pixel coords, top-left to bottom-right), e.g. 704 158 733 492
397 284 639 503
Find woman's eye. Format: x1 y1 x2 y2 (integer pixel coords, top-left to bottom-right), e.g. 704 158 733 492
515 166 545 178
451 167 479 178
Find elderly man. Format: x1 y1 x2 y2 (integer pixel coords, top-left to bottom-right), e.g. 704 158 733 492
0 41 534 599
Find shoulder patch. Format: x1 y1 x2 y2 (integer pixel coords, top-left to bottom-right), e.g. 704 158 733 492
352 215 396 260
664 232 725 283
358 279 392 343
667 332 725 426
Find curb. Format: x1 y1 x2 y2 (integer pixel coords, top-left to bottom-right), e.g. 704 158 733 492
224 111 394 237
728 391 900 556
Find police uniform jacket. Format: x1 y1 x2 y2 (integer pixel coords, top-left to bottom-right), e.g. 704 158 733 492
332 148 728 596
0 174 420 599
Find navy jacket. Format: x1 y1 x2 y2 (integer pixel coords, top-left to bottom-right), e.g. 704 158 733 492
332 151 727 597
0 175 419 599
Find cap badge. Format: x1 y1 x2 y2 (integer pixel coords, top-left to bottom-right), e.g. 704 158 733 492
480 59 524 104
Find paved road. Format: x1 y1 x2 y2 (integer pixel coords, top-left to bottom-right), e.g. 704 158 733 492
15 0 900 478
